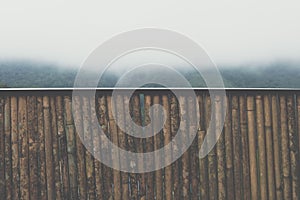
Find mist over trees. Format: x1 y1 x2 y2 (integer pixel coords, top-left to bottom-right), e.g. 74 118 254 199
0 60 299 88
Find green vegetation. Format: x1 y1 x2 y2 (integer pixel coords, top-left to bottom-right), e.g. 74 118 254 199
0 60 299 88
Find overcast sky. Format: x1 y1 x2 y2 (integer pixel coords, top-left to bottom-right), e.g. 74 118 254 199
0 0 299 67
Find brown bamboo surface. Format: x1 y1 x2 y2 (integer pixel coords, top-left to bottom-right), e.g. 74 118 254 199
0 89 299 199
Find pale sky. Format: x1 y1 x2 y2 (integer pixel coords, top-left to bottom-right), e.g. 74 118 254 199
0 0 299 67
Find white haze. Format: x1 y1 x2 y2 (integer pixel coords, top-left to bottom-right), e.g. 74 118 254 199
0 0 300 68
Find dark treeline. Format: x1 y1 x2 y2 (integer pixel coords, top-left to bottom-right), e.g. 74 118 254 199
0 60 299 88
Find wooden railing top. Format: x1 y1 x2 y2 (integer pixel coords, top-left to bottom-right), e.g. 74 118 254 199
0 88 300 96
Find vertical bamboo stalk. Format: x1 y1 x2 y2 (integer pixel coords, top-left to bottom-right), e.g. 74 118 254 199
107 95 121 200
43 96 55 200
287 95 299 199
170 95 181 200
187 94 199 200
50 97 63 200
247 96 258 200
279 95 292 200
153 95 164 200
73 96 87 199
263 95 276 200
64 96 78 199
232 95 242 200
116 94 129 200
82 96 96 199
197 94 209 200
37 96 47 200
271 95 283 199
144 94 154 200
133 94 146 200
11 96 20 199
0 97 5 199
239 95 251 200
162 94 173 200
206 94 218 200
18 96 30 199
123 94 138 199
4 97 12 200
216 95 226 200
198 138 208 199
224 95 234 200
298 95 300 163
98 95 113 199
56 96 70 199
90 96 103 199
93 154 103 200
256 95 268 200
27 96 39 200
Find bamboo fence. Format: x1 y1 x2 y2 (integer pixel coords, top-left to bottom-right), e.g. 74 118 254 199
0 89 299 199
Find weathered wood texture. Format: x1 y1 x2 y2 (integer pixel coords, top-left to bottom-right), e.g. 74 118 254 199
0 91 299 199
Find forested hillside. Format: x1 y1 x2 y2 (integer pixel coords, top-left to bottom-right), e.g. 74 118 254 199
0 60 299 88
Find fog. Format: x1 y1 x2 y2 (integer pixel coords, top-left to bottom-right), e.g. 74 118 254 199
0 0 300 67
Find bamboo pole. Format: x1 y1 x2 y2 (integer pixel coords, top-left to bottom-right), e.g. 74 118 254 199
97 95 113 200
27 96 39 200
18 96 30 199
132 94 146 200
11 96 20 199
162 94 173 199
107 95 121 200
239 95 250 200
206 94 218 200
55 96 70 199
153 95 164 200
232 95 242 199
82 96 96 199
73 96 87 199
43 96 55 200
279 95 292 200
37 96 47 200
123 94 138 199
263 95 276 200
144 94 154 200
187 95 199 200
271 95 283 199
216 95 226 200
197 94 209 200
4 97 12 200
170 95 181 200
287 95 299 199
115 94 129 200
256 95 268 200
93 158 103 200
162 94 173 200
89 96 103 199
0 97 5 199
64 96 78 199
298 95 300 163
224 95 234 200
50 97 63 200
246 96 258 200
